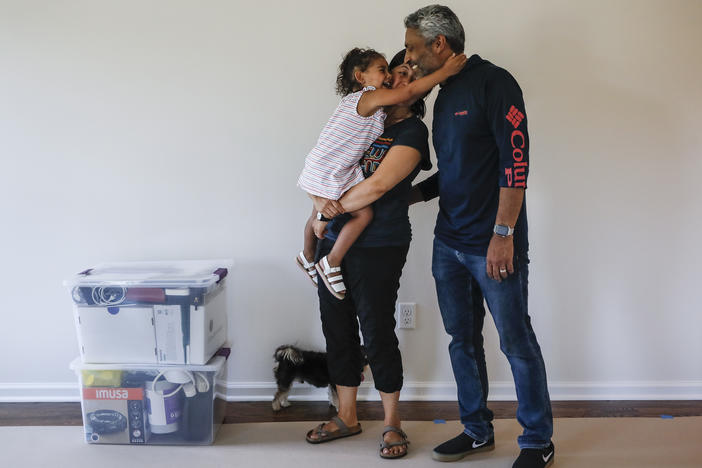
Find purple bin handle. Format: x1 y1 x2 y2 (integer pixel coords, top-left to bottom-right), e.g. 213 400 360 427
213 268 228 284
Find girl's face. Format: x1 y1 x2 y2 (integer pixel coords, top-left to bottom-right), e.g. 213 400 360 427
356 57 391 90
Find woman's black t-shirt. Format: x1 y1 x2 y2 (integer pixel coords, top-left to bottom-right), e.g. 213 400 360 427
325 116 431 247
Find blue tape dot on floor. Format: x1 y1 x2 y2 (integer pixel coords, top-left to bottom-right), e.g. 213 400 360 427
660 414 674 419
433 419 446 424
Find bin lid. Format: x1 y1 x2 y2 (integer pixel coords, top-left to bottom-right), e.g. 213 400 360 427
64 260 231 289
69 348 231 373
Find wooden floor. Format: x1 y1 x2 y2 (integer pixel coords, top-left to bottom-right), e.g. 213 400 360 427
1 400 701 426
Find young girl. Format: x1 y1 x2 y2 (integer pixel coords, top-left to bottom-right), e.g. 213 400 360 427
297 47 466 300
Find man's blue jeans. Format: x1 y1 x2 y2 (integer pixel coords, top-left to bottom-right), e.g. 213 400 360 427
432 237 553 449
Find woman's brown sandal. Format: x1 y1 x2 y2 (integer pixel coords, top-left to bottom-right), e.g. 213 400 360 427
379 426 410 459
305 416 362 444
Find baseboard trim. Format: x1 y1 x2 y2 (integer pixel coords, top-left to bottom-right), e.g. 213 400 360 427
2 380 702 403
218 380 702 402
0 383 80 402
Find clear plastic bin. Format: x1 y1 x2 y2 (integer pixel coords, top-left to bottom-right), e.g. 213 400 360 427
70 349 229 445
65 260 230 364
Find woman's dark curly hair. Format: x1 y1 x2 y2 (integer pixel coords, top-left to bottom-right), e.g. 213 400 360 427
336 47 384 96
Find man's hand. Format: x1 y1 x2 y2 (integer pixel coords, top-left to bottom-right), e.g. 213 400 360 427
310 195 345 219
313 220 329 239
486 235 514 282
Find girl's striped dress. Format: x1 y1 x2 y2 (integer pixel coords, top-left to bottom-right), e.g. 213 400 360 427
297 86 386 200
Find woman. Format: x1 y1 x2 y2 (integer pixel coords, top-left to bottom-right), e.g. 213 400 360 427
304 50 434 459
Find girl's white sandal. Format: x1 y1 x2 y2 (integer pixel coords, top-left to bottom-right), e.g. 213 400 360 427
315 256 346 300
296 251 318 287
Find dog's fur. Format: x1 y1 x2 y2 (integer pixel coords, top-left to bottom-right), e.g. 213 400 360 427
272 344 367 411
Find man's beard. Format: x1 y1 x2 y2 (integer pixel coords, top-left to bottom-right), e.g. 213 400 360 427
410 62 429 78
412 55 439 78
412 65 427 78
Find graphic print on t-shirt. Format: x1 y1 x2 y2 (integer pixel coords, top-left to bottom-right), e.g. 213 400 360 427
360 136 394 177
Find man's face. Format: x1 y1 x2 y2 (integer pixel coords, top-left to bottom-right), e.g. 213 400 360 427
404 28 442 76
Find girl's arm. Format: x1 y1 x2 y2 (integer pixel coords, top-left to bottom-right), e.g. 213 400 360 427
357 53 467 116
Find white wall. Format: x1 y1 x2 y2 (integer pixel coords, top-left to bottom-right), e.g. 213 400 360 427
1 0 701 402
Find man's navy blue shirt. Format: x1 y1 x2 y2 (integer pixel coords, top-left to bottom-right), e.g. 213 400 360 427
419 54 530 256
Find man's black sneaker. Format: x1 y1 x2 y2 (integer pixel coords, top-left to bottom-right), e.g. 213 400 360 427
512 442 555 468
431 432 495 462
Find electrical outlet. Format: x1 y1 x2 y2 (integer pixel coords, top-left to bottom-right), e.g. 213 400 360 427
396 302 416 329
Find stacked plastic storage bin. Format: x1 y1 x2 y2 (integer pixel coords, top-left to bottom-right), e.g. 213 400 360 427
65 261 231 445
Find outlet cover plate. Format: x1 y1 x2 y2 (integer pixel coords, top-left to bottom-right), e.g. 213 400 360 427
397 302 416 329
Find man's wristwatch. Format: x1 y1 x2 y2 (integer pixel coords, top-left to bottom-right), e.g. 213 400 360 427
493 224 514 238
316 211 332 222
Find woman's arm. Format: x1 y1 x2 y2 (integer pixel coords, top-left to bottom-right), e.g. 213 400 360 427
336 145 422 213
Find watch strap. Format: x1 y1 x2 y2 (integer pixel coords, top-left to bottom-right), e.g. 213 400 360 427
493 224 514 237
317 212 332 222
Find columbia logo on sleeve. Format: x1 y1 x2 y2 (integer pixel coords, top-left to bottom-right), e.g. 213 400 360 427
505 105 524 128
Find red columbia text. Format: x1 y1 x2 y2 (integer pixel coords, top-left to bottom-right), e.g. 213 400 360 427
504 129 527 188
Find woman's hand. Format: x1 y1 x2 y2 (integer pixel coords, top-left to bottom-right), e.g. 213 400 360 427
310 195 345 218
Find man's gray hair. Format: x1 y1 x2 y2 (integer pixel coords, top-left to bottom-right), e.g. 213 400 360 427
404 4 465 53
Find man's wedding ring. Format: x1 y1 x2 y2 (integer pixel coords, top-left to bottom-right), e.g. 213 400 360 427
499 268 507 273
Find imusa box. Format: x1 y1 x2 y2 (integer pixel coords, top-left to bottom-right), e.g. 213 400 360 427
65 260 230 365
70 349 229 445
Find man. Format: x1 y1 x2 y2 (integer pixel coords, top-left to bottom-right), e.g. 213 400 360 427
405 5 554 468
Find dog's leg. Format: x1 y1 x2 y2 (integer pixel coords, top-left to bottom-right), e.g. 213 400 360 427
272 387 291 411
272 369 296 411
280 389 291 408
272 359 298 411
272 390 282 411
328 385 340 411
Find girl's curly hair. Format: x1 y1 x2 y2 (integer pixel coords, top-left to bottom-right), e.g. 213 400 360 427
335 47 384 96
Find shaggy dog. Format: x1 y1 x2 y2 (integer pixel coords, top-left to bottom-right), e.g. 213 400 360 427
272 344 367 411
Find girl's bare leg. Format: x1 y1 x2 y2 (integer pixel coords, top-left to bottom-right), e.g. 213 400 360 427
303 206 317 263
325 205 373 267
